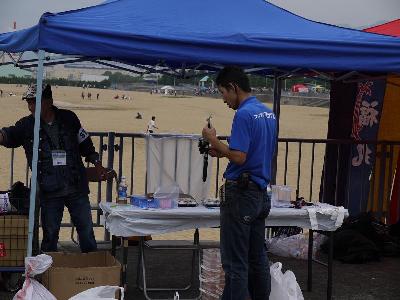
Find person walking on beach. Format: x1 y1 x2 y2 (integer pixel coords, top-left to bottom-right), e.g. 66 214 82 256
146 116 158 133
0 89 3 97
202 66 277 300
0 84 108 253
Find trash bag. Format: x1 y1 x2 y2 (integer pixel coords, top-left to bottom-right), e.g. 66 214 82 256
269 262 304 300
13 254 56 300
69 286 124 300
9 181 30 215
267 232 326 260
321 229 380 263
321 212 400 262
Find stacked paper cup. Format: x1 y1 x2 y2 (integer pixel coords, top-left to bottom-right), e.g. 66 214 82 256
200 249 225 299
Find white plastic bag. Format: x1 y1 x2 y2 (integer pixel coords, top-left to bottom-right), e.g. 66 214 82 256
13 254 56 300
266 232 326 260
269 262 304 300
69 286 124 300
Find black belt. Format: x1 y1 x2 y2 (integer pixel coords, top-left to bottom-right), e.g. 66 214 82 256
225 179 264 190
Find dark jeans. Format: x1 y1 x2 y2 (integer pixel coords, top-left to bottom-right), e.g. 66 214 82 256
40 193 97 253
220 182 271 300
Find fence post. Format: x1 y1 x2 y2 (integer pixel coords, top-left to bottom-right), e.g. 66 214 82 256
9 148 14 188
105 132 115 241
271 76 282 184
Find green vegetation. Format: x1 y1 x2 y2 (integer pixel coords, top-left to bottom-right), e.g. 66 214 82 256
0 71 330 91
158 74 204 85
102 71 143 85
0 76 107 88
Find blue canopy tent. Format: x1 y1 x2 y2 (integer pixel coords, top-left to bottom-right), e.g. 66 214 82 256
2 0 400 71
1 0 400 258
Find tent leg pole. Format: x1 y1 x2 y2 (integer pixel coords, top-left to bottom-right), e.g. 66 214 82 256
271 76 281 185
27 49 45 257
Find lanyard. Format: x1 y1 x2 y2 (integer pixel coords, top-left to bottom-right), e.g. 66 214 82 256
41 120 65 151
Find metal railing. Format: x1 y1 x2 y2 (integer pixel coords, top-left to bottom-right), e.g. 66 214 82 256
3 132 400 239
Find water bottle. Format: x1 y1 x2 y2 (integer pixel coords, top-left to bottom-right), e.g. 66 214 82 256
117 176 128 204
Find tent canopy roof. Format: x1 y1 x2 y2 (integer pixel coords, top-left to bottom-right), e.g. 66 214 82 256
1 0 400 73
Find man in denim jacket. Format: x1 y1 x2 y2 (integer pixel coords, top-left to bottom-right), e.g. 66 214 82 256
202 66 277 300
0 84 108 253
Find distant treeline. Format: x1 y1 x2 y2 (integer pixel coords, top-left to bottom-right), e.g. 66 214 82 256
0 76 107 88
1 71 330 90
157 74 329 89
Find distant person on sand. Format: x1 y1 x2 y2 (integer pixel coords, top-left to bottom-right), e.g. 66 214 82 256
81 92 85 100
96 93 99 100
0 89 3 97
114 94 119 99
87 92 91 100
146 116 158 133
136 112 142 119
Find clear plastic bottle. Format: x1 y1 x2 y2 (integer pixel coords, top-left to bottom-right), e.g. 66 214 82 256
117 176 128 204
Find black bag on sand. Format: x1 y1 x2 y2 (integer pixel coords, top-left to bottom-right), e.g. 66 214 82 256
321 212 400 263
321 229 380 263
8 181 30 215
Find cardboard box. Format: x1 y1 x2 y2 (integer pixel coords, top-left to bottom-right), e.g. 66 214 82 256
42 251 121 300
0 215 28 266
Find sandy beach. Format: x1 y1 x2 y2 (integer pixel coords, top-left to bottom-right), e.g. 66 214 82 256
0 84 328 242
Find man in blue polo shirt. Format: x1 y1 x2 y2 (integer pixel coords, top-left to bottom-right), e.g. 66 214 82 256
202 66 277 300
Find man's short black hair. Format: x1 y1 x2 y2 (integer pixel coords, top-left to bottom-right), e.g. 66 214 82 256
215 66 251 93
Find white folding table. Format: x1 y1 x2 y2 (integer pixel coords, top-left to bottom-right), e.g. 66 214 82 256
100 202 347 300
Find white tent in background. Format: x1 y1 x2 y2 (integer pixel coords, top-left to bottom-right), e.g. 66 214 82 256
160 85 175 94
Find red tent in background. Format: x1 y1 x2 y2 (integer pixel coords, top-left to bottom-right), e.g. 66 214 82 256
291 84 309 93
364 20 400 224
364 19 400 37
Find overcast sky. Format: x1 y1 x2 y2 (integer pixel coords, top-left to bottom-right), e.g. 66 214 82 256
1 0 400 33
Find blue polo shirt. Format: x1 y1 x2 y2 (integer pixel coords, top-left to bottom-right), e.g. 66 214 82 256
224 96 277 190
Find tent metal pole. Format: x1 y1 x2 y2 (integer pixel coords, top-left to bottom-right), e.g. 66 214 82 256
271 75 282 185
27 49 45 257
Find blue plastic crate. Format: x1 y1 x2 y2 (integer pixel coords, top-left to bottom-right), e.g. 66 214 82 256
130 195 160 209
130 195 147 207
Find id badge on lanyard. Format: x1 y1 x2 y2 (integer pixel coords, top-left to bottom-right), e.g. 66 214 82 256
51 150 67 166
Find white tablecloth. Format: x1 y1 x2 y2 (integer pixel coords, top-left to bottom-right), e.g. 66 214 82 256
100 202 348 237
